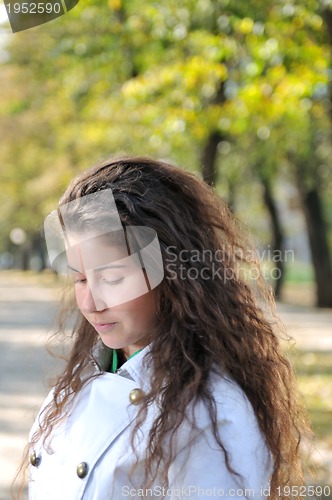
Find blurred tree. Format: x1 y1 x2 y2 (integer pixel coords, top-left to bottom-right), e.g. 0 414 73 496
272 0 332 307
0 0 331 305
215 0 332 305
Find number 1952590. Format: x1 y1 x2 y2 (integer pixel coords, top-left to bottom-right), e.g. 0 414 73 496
6 3 62 14
276 485 331 497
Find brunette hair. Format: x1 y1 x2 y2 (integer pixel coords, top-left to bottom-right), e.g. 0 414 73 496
17 156 312 498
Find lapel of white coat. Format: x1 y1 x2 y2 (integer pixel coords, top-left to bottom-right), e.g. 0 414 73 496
47 347 153 499
65 346 152 459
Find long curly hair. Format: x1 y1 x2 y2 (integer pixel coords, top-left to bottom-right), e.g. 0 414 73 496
16 156 312 498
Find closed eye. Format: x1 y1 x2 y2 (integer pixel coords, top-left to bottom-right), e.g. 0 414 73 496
68 271 87 284
74 278 87 284
102 277 124 286
67 265 86 284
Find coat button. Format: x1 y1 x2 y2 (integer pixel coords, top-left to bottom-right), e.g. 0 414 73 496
29 450 41 467
129 388 144 405
76 462 88 479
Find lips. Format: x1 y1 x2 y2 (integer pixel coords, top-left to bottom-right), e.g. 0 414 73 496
93 322 117 332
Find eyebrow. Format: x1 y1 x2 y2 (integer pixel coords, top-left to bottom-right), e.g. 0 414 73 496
67 263 127 273
93 263 128 272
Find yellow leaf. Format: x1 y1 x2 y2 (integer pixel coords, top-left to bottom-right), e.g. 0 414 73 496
108 0 122 10
236 18 254 35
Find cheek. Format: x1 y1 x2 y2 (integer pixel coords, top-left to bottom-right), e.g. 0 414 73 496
74 286 84 313
133 293 157 326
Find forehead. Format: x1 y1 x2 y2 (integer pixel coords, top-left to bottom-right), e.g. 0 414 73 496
65 232 130 272
60 189 122 236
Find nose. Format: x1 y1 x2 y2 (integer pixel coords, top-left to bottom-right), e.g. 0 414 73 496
78 281 108 313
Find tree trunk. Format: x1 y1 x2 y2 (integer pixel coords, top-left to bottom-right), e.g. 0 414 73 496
299 187 332 307
201 82 226 186
307 8 332 307
227 179 236 213
322 7 332 41
32 231 48 271
21 242 31 271
201 131 222 186
260 178 285 300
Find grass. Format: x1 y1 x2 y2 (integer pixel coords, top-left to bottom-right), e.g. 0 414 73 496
286 349 332 444
261 259 316 306
284 261 315 283
285 348 332 489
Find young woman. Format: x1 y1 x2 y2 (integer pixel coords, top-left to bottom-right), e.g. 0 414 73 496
24 156 310 499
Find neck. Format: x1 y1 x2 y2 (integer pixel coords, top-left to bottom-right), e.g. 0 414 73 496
122 345 143 359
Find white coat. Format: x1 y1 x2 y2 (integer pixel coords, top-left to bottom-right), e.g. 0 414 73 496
28 346 273 499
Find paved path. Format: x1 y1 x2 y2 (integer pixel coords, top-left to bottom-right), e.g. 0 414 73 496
277 302 332 352
0 272 331 499
0 273 63 500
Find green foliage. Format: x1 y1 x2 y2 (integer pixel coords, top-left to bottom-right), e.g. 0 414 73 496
0 0 331 253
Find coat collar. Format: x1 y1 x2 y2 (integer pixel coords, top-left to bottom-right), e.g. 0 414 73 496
91 342 153 393
116 345 152 390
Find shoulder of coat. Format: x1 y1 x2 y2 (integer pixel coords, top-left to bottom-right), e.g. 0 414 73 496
208 370 254 416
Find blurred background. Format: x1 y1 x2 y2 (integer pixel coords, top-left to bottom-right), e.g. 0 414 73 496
0 0 331 498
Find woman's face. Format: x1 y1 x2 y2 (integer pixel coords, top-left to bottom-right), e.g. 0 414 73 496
67 235 157 358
